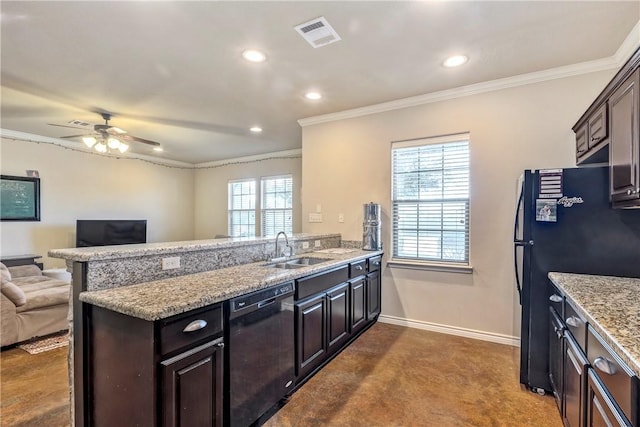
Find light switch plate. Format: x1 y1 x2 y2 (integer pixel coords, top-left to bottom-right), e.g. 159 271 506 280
308 213 323 223
338 213 344 223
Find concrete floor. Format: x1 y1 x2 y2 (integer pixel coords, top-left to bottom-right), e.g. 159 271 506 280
0 322 561 426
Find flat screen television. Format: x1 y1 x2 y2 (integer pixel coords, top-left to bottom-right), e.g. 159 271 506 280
76 220 147 247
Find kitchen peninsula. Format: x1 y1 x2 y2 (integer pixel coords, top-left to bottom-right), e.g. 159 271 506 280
49 233 383 426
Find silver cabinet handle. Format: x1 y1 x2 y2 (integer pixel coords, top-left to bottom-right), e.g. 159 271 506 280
373 261 381 266
183 319 208 333
216 342 225 348
355 265 363 271
593 356 617 375
627 189 633 195
549 294 562 303
565 316 582 328
591 136 601 142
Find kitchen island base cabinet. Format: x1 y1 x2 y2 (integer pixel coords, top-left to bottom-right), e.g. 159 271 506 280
161 339 224 427
587 370 633 427
86 303 224 427
366 270 381 320
563 336 588 427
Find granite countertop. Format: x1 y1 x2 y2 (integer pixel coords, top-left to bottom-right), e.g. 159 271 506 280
548 272 640 376
49 233 341 262
79 249 382 321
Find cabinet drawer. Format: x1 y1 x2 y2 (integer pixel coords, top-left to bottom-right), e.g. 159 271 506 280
159 304 223 356
296 265 349 300
564 300 587 351
349 260 366 278
548 281 564 318
367 256 382 273
587 325 637 425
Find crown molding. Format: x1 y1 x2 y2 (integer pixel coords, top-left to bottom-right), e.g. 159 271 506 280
299 20 640 127
194 148 302 168
614 20 640 65
1 128 195 168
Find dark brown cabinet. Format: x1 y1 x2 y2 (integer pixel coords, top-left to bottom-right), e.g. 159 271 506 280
573 47 640 206
549 306 564 411
609 69 640 206
295 294 327 379
563 336 588 427
327 282 350 352
294 255 383 385
366 270 381 320
587 370 632 427
350 277 367 333
161 339 224 427
86 303 224 427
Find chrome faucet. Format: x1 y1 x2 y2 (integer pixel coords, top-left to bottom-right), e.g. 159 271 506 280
273 231 293 261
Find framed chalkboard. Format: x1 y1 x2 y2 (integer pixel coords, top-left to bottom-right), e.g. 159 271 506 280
1 175 41 221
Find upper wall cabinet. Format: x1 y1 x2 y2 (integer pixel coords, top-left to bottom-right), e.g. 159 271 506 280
573 47 640 207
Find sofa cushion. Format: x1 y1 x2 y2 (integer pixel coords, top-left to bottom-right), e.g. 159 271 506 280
0 263 11 282
13 276 69 293
8 264 43 278
1 280 27 307
16 285 70 313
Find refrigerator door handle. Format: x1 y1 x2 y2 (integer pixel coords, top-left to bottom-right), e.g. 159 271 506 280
514 179 525 304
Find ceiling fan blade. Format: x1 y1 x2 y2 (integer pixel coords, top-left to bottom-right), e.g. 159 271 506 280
60 134 89 139
48 123 89 130
106 127 127 135
120 134 161 147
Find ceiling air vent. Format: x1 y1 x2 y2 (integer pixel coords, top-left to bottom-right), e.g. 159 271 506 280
294 16 341 48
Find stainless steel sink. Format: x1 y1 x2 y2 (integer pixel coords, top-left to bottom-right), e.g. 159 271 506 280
265 257 329 269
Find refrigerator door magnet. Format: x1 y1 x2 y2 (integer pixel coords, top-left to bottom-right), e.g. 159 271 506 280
536 199 557 222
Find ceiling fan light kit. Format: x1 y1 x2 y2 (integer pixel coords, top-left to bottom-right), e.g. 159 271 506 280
51 112 156 155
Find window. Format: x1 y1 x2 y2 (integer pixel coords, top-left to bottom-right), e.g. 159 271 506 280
261 175 293 237
228 179 256 237
391 133 470 265
228 175 293 238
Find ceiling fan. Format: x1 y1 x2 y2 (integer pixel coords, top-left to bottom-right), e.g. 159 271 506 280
48 113 161 153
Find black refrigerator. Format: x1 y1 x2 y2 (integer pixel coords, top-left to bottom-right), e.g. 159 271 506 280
514 166 640 392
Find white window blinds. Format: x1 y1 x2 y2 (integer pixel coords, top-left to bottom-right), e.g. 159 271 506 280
391 134 470 264
228 179 256 238
261 175 293 237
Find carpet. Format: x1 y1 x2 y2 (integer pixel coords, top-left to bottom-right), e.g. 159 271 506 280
17 332 69 355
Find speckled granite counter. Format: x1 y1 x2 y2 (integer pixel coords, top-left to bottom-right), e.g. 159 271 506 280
80 250 382 321
548 272 640 376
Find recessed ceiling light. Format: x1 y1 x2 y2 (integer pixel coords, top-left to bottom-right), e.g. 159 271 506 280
242 49 266 63
153 147 164 152
443 55 468 68
305 91 322 100
250 126 263 133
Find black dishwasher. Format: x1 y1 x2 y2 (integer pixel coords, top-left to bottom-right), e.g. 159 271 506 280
228 282 295 426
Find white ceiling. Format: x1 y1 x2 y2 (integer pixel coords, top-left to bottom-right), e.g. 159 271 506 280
1 1 638 164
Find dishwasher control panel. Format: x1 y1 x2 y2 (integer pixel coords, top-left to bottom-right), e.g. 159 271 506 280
232 281 294 312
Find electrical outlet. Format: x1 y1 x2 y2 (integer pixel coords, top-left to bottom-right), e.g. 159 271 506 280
162 256 181 270
302 241 310 249
314 240 321 248
338 213 344 223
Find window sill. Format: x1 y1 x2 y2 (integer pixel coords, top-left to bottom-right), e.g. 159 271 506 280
387 259 473 274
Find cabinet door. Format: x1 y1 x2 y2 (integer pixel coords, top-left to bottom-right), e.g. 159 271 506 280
350 278 367 333
563 337 588 427
295 294 327 378
161 339 224 427
549 307 564 413
588 103 608 149
609 69 640 204
576 123 589 160
587 370 631 427
366 270 381 320
326 282 350 353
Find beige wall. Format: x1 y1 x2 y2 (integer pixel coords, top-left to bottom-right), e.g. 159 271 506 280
1 139 195 268
193 155 302 239
301 70 616 340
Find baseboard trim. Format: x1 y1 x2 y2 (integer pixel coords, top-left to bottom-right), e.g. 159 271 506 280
378 314 520 347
